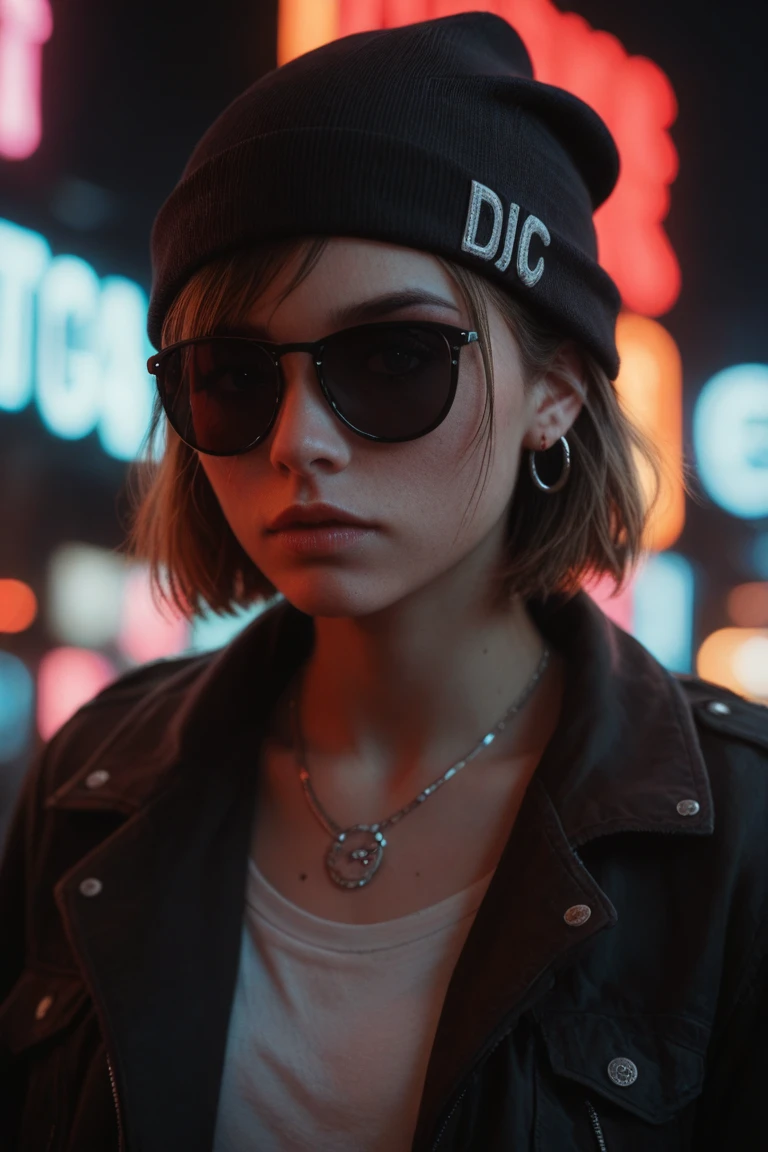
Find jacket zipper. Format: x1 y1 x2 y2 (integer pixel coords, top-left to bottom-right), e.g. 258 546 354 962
428 937 609 1148
584 1097 607 1149
432 1090 608 1151
430 979 550 1150
430 1085 469 1149
106 1053 126 1152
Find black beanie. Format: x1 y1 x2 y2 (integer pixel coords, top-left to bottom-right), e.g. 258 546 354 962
148 11 622 379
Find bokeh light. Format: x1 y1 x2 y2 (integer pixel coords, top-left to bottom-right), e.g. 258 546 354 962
36 646 118 740
615 313 684 551
47 543 126 648
0 0 53 160
0 578 38 632
118 566 191 664
0 651 34 760
697 628 768 703
693 364 768 519
0 215 156 461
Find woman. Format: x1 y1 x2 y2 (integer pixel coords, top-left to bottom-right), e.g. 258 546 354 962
1 11 767 1152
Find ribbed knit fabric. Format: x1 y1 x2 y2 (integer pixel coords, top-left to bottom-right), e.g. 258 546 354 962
148 11 622 378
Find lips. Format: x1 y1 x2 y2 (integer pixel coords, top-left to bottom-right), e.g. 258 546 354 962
272 519 363 531
267 504 373 532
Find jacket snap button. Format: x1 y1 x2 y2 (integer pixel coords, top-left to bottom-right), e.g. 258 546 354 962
677 799 700 816
563 904 591 926
79 877 103 897
85 769 110 789
35 995 54 1021
706 701 731 715
607 1057 638 1086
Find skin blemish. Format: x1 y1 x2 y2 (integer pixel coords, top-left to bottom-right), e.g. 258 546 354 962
299 873 307 881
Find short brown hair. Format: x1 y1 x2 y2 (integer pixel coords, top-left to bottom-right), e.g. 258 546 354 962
123 237 674 622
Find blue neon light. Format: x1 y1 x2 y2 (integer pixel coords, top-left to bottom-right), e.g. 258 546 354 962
632 552 695 673
0 651 34 762
0 215 155 461
693 363 768 519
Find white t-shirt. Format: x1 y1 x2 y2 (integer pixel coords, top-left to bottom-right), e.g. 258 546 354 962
212 857 494 1152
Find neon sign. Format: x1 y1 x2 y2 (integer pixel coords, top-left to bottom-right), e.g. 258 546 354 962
0 217 156 461
0 0 52 159
693 364 768 519
278 0 681 319
614 313 684 551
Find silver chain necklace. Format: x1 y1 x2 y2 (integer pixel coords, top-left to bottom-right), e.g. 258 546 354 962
289 645 551 890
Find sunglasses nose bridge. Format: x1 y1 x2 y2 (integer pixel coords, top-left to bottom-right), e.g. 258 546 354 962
268 344 330 435
271 341 324 390
270 339 323 383
271 339 322 364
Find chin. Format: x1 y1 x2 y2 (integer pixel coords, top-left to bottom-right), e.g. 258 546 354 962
268 572 408 620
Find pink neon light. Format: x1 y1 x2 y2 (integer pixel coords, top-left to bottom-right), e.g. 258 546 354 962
37 646 117 741
0 0 53 160
117 567 190 665
583 570 635 633
338 0 681 318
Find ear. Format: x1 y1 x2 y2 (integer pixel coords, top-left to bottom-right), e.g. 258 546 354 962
521 345 587 451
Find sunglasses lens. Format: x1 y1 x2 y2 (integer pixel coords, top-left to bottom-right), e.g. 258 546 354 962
158 339 279 454
323 324 453 439
154 325 456 454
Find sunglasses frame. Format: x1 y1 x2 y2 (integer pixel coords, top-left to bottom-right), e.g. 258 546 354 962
146 320 479 456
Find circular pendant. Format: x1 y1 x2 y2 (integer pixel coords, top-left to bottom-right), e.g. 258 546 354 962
326 825 386 889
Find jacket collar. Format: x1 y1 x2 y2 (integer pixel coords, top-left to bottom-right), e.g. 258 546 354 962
528 591 713 845
48 588 714 846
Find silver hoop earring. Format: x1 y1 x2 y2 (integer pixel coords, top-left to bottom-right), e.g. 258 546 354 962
528 435 571 493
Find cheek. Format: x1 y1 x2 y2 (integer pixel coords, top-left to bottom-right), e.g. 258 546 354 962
197 456 267 542
367 370 524 552
428 360 525 508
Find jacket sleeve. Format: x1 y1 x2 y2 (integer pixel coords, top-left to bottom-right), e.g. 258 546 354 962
0 738 51 1146
693 920 768 1147
0 741 48 997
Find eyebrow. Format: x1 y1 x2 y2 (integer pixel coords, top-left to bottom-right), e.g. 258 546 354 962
214 289 462 340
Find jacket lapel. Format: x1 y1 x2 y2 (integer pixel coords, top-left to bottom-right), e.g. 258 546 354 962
411 773 620 1148
412 592 715 1146
48 599 315 1152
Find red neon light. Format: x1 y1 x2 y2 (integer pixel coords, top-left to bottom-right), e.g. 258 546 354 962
0 0 52 160
337 0 681 318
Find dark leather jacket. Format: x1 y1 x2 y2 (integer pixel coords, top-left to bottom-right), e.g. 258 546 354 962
1 590 767 1151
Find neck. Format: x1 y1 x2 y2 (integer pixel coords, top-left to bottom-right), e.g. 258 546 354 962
281 585 561 791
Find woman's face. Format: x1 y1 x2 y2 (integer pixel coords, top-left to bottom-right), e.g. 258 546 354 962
196 237 580 619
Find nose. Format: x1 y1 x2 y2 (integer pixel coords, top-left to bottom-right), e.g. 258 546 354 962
267 349 341 448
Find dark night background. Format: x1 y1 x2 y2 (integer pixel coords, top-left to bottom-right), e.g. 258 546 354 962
0 0 766 833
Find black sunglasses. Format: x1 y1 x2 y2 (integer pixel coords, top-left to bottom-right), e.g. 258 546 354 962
146 320 479 457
